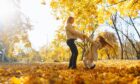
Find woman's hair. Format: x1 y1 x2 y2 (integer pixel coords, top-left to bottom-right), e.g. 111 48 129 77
67 16 74 23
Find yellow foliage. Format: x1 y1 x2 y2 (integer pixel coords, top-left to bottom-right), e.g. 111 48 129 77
98 17 104 24
50 1 58 9
107 0 118 4
25 42 31 48
50 0 140 27
1 60 140 83
10 77 21 84
108 19 113 25
87 25 94 31
132 78 138 84
94 0 103 4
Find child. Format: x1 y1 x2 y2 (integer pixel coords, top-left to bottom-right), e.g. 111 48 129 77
83 36 112 69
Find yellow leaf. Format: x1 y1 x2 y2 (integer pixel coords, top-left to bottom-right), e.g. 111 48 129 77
10 77 21 84
87 25 93 31
132 78 138 84
50 1 58 9
107 0 118 4
108 19 113 25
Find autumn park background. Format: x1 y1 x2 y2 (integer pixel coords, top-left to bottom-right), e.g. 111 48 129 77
0 0 140 83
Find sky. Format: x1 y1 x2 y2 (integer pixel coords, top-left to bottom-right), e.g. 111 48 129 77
20 0 61 50
0 0 61 50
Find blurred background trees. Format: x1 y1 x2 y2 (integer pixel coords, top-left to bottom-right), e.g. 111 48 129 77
0 0 41 63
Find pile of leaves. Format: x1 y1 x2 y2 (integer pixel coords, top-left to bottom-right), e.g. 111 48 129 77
0 60 140 84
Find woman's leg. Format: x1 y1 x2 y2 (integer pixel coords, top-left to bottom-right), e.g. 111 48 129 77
67 39 74 68
67 39 78 69
71 42 78 68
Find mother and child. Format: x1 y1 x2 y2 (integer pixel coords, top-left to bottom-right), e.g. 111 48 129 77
65 16 112 69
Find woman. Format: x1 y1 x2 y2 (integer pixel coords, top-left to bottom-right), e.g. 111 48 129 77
65 16 87 69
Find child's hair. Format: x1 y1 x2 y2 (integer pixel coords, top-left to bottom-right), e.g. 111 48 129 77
97 35 112 48
67 16 74 23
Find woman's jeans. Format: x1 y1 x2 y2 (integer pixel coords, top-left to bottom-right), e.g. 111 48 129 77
67 39 78 68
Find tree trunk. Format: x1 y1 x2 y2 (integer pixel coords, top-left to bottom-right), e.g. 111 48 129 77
137 52 140 59
107 52 110 59
117 28 140 59
129 17 140 39
111 14 124 59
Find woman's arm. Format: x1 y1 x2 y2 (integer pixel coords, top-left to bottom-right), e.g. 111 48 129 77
66 25 94 42
67 28 86 41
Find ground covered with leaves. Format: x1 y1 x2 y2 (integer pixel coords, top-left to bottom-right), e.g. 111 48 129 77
0 60 140 84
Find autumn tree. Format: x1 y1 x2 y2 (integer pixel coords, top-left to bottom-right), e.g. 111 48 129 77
49 0 140 59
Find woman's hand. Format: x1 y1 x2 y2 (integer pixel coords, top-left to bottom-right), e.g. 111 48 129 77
83 35 88 41
83 35 93 43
